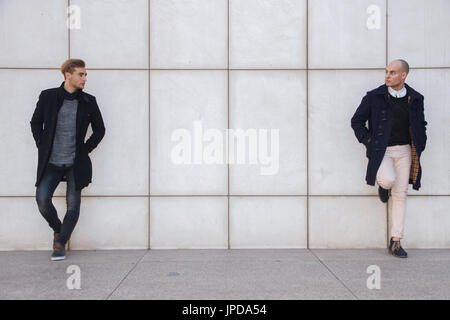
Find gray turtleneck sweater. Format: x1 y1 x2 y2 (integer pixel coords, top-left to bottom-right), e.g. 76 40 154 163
48 89 79 166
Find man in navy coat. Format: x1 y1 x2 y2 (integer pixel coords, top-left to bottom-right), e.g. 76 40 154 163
351 59 427 258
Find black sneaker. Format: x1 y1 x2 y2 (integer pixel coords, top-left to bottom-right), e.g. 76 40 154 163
378 186 390 203
51 242 66 261
389 238 408 258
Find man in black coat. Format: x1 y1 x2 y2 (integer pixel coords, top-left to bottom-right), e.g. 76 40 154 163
351 59 427 258
30 59 105 261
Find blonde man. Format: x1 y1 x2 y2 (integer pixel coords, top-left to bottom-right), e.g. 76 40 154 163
30 59 105 261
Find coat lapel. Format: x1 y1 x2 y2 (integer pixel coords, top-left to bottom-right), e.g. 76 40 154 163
75 93 86 142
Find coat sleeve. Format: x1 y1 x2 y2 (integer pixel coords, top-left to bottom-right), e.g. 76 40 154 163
351 94 372 145
30 91 44 148
84 97 105 153
418 96 427 152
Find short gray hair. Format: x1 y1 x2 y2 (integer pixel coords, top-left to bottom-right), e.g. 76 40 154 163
396 59 409 74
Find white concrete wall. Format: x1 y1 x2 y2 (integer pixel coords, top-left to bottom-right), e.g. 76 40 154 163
0 0 449 250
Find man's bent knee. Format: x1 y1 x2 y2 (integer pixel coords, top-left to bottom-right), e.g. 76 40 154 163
377 177 395 190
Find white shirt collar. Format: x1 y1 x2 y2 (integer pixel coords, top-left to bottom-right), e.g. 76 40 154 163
388 86 407 98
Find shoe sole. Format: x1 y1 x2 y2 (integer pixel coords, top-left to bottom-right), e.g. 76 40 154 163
388 250 408 258
378 194 389 203
51 256 66 261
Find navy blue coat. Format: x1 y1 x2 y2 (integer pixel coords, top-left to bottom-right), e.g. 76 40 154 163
30 82 105 190
351 84 427 190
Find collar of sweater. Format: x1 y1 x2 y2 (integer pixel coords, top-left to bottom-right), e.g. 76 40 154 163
62 86 81 100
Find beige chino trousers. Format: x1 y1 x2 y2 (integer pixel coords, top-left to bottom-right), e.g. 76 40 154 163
376 144 412 239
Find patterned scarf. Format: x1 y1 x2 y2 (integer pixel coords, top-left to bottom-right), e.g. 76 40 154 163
408 96 420 184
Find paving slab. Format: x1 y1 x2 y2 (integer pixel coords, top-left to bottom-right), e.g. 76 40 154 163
311 249 450 299
110 250 355 300
0 250 146 300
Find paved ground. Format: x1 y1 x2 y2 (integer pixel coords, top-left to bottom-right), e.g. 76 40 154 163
1 249 450 300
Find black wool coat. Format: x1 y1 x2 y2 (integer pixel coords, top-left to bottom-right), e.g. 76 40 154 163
30 82 105 190
351 83 427 190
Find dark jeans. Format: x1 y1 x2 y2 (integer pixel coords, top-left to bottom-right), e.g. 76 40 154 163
36 163 81 246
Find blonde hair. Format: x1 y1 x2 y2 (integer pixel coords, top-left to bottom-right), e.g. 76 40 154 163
60 59 85 78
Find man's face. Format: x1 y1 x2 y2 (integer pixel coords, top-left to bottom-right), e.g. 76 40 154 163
65 67 87 90
385 61 407 88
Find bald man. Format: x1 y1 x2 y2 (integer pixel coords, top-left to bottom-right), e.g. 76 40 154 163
351 59 427 258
